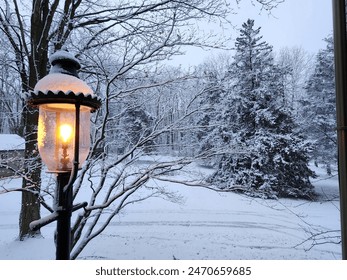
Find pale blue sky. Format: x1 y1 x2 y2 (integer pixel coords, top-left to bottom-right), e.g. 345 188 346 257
241 0 333 53
172 0 333 67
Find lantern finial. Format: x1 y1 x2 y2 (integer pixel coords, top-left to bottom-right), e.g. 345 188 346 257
49 50 81 77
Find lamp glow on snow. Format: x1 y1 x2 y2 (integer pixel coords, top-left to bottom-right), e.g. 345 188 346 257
27 51 101 172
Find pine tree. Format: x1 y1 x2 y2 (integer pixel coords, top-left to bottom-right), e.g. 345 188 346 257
303 36 336 175
210 19 315 199
117 105 156 156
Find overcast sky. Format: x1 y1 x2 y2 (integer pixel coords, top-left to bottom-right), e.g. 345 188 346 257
171 0 333 67
242 0 333 52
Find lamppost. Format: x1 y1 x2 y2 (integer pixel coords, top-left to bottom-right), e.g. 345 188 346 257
26 51 101 260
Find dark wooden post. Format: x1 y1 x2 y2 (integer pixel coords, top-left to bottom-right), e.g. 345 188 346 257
332 0 347 260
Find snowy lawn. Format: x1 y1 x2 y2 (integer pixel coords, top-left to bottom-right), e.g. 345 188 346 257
0 160 342 260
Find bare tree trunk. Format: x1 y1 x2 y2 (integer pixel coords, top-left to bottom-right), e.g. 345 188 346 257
18 0 50 239
19 107 41 239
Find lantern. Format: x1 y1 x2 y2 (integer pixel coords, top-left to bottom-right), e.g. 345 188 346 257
26 51 101 172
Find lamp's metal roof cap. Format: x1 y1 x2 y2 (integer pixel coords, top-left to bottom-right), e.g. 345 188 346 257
26 51 101 111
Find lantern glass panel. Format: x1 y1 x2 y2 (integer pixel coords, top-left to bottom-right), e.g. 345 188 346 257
38 103 91 172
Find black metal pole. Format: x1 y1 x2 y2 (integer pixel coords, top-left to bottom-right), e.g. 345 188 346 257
55 103 81 260
55 172 73 260
332 0 347 260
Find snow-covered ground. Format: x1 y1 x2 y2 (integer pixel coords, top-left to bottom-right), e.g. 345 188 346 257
0 161 342 260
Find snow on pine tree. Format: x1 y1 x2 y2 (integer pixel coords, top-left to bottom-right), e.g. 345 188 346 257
209 19 316 199
303 36 336 175
117 105 156 156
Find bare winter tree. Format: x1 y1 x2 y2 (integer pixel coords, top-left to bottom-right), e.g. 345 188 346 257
0 36 23 134
276 46 315 116
0 0 284 252
70 84 208 259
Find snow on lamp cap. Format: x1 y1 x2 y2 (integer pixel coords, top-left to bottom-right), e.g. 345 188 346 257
34 50 93 95
27 50 101 111
34 73 93 96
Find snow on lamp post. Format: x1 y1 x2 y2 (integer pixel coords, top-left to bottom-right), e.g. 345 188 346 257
26 51 101 260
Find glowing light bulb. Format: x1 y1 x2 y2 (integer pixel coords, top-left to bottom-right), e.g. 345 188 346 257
59 124 73 143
